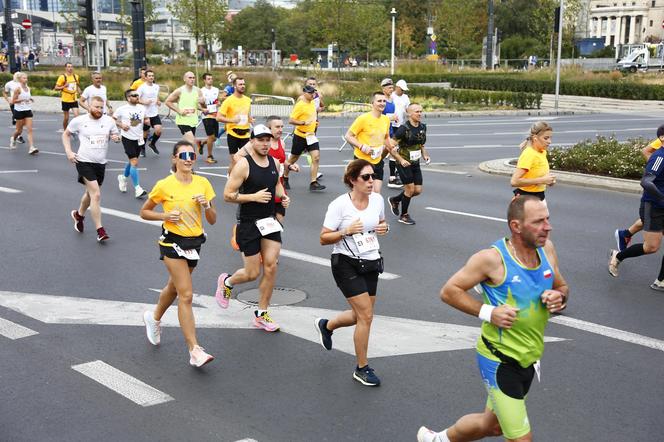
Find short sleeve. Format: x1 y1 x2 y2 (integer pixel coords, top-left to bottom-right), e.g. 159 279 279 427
393 125 406 141
67 117 80 134
220 97 230 115
148 179 165 204
55 75 65 87
349 115 364 136
323 200 342 231
290 101 302 120
651 139 662 150
202 177 216 202
81 88 89 100
516 148 535 171
378 197 385 221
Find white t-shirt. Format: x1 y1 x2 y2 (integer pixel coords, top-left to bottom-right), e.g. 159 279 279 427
4 80 18 97
13 85 31 112
323 192 385 260
81 85 109 114
137 83 160 117
391 92 410 128
201 86 220 117
113 104 146 143
67 114 119 164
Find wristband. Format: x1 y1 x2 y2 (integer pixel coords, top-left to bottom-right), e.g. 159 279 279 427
203 202 211 210
478 304 495 322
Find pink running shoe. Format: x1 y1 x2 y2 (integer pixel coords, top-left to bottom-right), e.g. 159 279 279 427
215 273 232 309
189 345 214 367
253 311 280 332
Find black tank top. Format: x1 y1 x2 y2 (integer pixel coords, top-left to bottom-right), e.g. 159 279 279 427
239 154 278 221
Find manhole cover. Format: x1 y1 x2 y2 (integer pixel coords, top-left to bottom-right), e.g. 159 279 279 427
236 287 307 306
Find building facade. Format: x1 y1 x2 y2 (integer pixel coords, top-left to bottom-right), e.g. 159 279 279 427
588 0 664 46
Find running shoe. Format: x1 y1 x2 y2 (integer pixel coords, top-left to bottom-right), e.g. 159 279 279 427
353 365 381 386
314 318 333 350
9 136 15 149
399 214 416 225
142 311 161 345
608 249 620 277
316 172 323 180
283 177 290 190
134 185 147 199
28 146 38 155
189 345 214 367
117 174 128 193
140 146 146 157
387 177 403 189
215 273 232 308
417 426 443 442
230 224 240 251
149 142 159 155
96 227 110 243
206 155 218 164
614 229 631 252
309 181 326 192
71 210 84 233
253 311 280 332
650 279 664 291
16 135 25 144
388 196 400 217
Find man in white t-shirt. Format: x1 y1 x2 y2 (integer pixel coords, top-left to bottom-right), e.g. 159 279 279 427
136 69 162 156
114 89 148 198
63 96 120 243
200 72 220 164
392 79 410 132
3 72 24 143
80 71 112 116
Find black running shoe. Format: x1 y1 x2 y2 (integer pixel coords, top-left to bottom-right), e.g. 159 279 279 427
149 142 159 155
309 181 326 192
314 318 333 350
353 365 380 386
16 135 25 144
399 214 416 225
388 196 400 217
140 146 146 157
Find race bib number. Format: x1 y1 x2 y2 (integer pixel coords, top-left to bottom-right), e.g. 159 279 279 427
238 115 248 125
370 146 382 160
89 134 108 149
352 232 379 254
67 82 77 92
409 150 422 161
172 243 200 260
207 104 217 114
306 135 318 145
255 216 283 236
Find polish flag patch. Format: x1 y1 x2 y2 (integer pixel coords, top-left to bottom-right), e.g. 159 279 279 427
543 269 552 279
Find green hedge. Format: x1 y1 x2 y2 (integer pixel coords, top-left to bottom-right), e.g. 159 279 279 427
411 86 541 109
548 136 649 179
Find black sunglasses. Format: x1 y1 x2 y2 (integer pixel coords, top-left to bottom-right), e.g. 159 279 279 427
128 94 139 97
178 151 196 161
359 173 378 181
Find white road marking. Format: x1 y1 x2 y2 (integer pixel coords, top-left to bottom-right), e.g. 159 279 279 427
0 169 38 174
199 166 229 170
234 439 259 442
495 127 653 136
197 171 228 179
0 147 128 164
100 207 161 226
421 168 468 175
105 167 147 172
0 186 21 193
71 360 174 407
0 316 38 339
426 207 507 223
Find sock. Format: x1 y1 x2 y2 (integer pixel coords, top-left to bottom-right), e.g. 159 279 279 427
129 166 140 187
617 243 645 261
437 429 451 442
224 276 233 288
393 191 404 203
151 133 160 144
401 195 412 215
389 160 396 176
255 309 267 318
123 163 131 177
624 229 633 238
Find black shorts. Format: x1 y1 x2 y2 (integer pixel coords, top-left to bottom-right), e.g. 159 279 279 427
122 137 142 159
159 245 201 268
178 125 196 136
76 162 105 186
148 116 161 127
396 161 423 185
355 156 385 181
62 101 78 112
13 110 33 120
203 118 219 137
236 220 281 257
331 253 379 298
275 201 286 217
291 133 320 156
227 133 249 155
640 201 664 232
513 189 545 200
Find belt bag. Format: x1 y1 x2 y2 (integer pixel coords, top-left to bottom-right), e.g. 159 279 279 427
161 228 206 249
232 127 250 136
334 251 384 274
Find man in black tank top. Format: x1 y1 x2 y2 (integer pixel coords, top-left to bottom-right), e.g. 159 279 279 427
216 125 291 332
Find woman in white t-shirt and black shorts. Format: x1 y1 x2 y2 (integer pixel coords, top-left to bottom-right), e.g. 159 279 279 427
317 158 389 387
10 72 37 154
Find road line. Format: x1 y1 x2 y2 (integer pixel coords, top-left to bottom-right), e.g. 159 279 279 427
422 168 468 175
0 147 127 164
426 207 506 223
197 171 228 179
0 186 21 193
199 166 229 170
71 360 174 407
0 169 38 174
0 317 38 339
279 249 400 280
495 127 653 136
550 315 664 352
101 207 161 226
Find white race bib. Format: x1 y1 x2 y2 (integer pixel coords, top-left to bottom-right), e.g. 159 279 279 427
352 232 379 254
306 134 318 145
409 150 422 161
255 216 283 236
238 115 248 125
207 104 217 114
370 146 382 160
67 82 77 92
89 134 108 149
172 243 200 260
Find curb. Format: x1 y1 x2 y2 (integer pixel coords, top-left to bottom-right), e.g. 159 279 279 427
319 109 593 119
478 158 641 194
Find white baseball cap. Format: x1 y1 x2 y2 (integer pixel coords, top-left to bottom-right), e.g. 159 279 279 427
395 79 409 91
251 124 273 139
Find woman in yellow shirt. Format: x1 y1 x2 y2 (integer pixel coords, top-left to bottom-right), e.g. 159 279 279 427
511 121 556 200
139 140 218 367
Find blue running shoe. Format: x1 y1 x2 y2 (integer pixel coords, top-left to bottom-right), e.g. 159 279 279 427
615 229 631 252
353 365 381 386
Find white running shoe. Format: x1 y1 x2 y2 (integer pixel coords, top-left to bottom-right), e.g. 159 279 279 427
189 345 214 367
608 249 620 278
417 426 448 442
9 136 15 149
135 185 147 199
142 311 161 345
28 146 38 155
117 174 128 193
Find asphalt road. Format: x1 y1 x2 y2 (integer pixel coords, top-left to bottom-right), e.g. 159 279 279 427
1 111 663 441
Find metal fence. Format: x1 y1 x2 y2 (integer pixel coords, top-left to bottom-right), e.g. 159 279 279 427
250 94 295 119
338 101 372 151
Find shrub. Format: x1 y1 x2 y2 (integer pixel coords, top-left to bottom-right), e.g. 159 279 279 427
411 86 541 109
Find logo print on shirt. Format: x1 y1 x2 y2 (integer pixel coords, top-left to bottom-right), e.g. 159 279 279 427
511 275 522 284
543 269 552 279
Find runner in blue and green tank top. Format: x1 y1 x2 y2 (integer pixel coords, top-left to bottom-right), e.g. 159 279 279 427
417 195 570 442
165 71 205 146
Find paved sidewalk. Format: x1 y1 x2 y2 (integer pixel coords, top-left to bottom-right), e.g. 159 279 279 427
479 157 641 194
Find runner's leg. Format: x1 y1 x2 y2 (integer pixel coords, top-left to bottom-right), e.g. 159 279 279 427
82 178 103 229
163 258 199 351
257 239 280 311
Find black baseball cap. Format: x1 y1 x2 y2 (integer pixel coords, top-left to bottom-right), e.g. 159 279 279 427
303 85 316 93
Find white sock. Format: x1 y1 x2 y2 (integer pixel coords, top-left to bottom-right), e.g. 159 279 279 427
224 276 233 288
435 429 450 442
255 309 267 318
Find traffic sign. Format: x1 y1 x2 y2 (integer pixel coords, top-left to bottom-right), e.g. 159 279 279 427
21 19 31 29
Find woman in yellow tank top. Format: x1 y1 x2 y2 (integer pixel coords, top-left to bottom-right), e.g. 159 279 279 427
511 121 556 201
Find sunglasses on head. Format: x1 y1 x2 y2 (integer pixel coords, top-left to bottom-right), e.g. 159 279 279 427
359 173 378 181
177 151 196 161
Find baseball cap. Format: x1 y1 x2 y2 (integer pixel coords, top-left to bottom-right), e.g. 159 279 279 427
380 78 393 87
251 124 273 139
303 84 316 93
395 79 409 91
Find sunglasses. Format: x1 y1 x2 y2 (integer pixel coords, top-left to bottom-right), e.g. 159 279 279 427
177 151 196 161
359 173 378 181
128 94 139 97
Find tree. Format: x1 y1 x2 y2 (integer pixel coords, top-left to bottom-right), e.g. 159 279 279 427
435 0 486 59
168 0 227 61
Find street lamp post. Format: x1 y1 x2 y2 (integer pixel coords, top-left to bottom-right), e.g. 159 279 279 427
390 7 396 75
554 0 564 113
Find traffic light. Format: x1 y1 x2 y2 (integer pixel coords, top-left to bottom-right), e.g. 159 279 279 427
77 0 94 34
